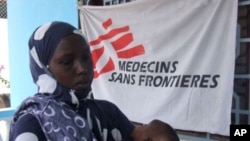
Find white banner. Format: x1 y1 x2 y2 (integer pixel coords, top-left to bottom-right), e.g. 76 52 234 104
79 0 237 136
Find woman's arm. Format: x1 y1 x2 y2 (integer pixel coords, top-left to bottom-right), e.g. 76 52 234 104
9 114 46 141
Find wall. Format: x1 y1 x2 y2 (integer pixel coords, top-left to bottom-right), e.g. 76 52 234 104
7 0 78 108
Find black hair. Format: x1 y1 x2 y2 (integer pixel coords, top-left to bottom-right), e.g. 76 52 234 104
151 119 180 141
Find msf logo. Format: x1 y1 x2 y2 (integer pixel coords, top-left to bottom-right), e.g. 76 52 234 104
89 18 145 78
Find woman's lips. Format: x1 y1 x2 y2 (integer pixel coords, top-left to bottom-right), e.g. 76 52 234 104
75 81 90 89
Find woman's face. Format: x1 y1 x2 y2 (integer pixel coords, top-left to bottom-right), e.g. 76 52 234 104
48 34 93 90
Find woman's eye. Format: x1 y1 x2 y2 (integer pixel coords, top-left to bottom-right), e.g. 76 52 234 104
61 60 72 65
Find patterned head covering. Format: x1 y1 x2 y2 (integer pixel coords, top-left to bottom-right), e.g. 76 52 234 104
10 21 96 141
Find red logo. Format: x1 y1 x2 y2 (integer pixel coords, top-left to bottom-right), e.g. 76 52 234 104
89 18 145 78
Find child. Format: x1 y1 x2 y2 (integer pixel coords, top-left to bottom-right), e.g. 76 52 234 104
133 120 180 141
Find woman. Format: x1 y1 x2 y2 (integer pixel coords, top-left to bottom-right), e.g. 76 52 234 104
9 21 179 141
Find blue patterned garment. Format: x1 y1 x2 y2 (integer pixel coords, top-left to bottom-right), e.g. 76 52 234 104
9 21 135 141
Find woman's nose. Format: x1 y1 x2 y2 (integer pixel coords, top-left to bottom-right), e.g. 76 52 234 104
76 60 87 74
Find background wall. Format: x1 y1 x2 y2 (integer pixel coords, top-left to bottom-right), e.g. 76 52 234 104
7 0 78 108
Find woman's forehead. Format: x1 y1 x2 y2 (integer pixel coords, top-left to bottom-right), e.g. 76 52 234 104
54 34 89 55
58 34 88 48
